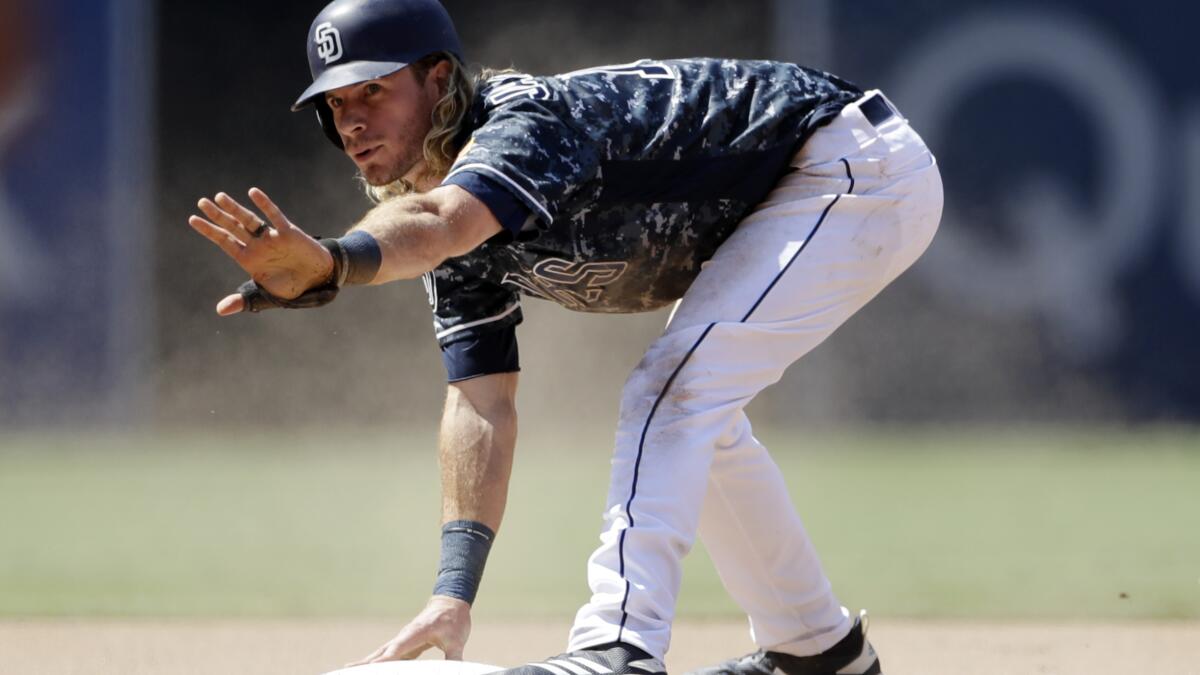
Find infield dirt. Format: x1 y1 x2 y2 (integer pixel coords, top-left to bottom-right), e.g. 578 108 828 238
2 619 1196 675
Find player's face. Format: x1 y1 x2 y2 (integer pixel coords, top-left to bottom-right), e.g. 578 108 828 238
325 65 443 186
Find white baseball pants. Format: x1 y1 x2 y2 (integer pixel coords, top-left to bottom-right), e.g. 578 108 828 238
567 92 944 659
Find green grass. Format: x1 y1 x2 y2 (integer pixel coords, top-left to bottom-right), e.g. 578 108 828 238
1 428 1197 620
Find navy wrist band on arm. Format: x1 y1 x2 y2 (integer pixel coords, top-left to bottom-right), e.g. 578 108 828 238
432 520 495 605
319 230 382 287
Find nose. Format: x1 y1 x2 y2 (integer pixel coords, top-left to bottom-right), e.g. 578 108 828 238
334 103 367 143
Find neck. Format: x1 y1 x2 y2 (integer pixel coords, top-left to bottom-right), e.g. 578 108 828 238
404 160 446 194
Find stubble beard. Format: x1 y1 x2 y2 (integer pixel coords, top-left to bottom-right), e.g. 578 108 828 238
361 142 428 188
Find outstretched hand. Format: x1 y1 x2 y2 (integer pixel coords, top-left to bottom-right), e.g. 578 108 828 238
346 596 472 666
187 188 334 315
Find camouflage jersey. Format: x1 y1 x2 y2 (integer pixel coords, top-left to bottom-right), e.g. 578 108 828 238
433 58 863 380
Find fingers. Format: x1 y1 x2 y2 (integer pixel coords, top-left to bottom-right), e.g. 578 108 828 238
188 215 244 259
344 602 469 668
345 644 389 668
443 644 464 661
372 629 432 663
248 187 291 231
216 293 244 316
190 189 288 249
344 637 429 668
197 197 254 244
215 192 270 235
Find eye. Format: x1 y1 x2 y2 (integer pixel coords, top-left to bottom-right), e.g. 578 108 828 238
326 95 343 109
364 83 382 96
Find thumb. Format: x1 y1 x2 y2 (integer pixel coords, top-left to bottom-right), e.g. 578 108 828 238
216 294 245 316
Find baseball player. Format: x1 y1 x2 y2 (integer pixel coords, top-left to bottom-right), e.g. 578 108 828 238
187 1 942 673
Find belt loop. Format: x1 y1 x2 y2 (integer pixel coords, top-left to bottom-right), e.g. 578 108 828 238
859 93 895 127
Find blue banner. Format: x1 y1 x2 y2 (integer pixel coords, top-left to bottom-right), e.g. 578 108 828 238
779 0 1200 417
0 0 153 426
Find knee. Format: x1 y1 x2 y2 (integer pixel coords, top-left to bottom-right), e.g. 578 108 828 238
617 325 717 423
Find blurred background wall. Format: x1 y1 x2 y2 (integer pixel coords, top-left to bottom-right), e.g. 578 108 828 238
1 0 1198 430
0 0 154 426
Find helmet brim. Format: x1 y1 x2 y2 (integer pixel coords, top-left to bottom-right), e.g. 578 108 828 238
291 60 408 111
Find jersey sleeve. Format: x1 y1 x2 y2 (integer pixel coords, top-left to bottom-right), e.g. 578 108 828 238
442 170 536 236
442 83 601 232
424 260 522 382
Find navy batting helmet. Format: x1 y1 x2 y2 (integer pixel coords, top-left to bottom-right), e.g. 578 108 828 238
291 0 464 149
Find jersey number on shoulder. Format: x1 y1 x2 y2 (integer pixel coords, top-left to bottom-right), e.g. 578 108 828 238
485 74 552 106
560 60 676 81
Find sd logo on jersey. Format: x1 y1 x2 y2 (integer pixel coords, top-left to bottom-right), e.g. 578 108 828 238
502 258 627 310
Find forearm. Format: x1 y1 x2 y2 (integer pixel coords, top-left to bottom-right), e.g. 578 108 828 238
430 373 517 606
350 185 502 286
351 194 454 284
437 374 518 534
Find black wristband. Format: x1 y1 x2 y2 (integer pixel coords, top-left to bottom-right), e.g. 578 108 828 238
432 520 495 605
319 230 382 287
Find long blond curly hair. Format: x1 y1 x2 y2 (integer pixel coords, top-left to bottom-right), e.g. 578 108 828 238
365 53 508 202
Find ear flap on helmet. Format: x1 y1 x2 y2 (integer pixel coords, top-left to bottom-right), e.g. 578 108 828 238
314 98 344 150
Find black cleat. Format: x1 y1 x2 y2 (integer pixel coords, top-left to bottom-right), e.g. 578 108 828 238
686 612 881 675
497 642 667 675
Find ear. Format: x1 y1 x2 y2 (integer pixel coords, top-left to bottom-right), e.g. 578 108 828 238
429 59 454 98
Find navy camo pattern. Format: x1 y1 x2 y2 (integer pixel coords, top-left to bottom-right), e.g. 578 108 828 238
430 58 862 347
